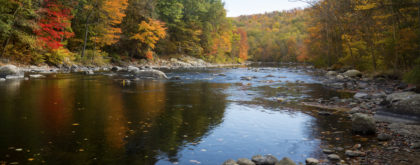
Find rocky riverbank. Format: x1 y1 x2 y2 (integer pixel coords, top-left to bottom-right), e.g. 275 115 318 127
0 55 245 80
222 68 420 165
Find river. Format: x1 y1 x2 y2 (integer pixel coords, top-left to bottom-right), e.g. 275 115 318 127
0 65 362 165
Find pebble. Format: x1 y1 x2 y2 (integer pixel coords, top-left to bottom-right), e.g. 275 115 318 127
305 158 319 165
327 154 340 160
377 134 392 141
322 149 334 154
345 150 366 157
237 158 255 165
223 159 239 165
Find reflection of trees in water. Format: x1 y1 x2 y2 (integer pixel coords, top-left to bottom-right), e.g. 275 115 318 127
123 82 229 164
0 77 228 164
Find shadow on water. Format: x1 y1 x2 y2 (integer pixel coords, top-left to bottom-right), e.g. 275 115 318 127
0 67 367 165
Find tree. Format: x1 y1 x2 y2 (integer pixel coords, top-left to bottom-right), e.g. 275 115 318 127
35 0 74 50
130 18 166 59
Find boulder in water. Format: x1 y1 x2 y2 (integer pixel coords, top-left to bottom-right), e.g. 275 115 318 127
351 113 376 134
343 70 362 78
386 92 420 116
133 69 168 79
0 65 23 78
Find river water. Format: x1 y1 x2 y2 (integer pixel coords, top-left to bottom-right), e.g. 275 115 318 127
0 66 358 165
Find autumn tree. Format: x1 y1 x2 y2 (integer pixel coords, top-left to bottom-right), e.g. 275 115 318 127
130 18 166 60
36 0 74 50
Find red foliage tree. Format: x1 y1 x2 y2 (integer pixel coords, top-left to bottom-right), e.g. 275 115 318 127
35 0 74 50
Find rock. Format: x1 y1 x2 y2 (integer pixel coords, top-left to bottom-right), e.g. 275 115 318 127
411 142 420 149
354 92 369 100
6 75 24 79
377 133 392 141
29 74 45 78
127 66 140 73
241 76 253 81
275 157 296 165
351 113 376 134
223 159 239 165
170 76 181 80
111 66 123 72
386 92 420 116
133 69 168 79
305 158 319 165
0 78 5 81
345 150 366 157
327 154 340 161
326 71 338 77
348 107 362 114
318 111 332 116
0 65 23 78
237 158 255 165
218 73 227 76
251 155 278 165
336 75 345 81
322 149 334 154
84 70 94 75
343 70 362 78
388 123 420 137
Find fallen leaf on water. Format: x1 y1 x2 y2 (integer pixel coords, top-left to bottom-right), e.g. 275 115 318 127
15 148 23 152
28 158 34 162
72 123 80 126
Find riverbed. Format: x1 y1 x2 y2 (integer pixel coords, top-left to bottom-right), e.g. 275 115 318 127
0 65 371 165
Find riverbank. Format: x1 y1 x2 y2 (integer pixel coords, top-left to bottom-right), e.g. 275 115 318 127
221 68 420 165
0 55 246 80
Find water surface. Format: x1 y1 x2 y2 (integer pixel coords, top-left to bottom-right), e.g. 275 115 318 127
0 66 361 165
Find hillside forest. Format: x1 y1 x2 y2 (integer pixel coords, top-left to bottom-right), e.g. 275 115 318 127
0 0 419 83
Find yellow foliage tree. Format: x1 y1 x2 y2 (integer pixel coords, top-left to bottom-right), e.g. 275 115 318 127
130 19 167 60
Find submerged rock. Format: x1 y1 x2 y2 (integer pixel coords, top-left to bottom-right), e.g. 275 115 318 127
275 157 296 165
305 158 319 165
237 158 255 165
343 70 362 78
351 113 376 134
386 92 420 116
0 78 5 81
223 159 239 165
251 155 278 165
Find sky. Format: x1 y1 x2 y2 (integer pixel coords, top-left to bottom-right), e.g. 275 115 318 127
223 0 308 17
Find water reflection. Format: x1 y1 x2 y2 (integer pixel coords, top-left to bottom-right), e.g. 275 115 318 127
0 67 359 165
0 76 229 164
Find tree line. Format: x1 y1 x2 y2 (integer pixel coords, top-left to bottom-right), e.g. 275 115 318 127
234 0 420 83
0 0 249 65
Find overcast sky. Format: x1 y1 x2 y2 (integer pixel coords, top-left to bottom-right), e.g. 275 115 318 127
223 0 308 17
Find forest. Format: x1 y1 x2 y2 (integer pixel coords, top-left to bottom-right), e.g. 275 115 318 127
1 0 419 83
0 0 249 65
234 0 420 83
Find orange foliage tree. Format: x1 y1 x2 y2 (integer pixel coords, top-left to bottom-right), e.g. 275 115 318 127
130 18 167 60
237 28 249 61
94 0 128 47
